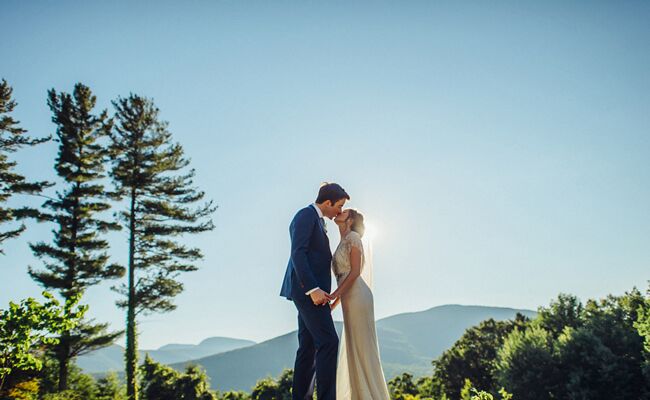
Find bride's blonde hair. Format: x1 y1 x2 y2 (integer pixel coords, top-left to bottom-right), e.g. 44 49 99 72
347 209 365 238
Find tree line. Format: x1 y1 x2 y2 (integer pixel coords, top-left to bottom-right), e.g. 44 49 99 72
239 284 650 400
0 78 216 400
40 282 646 400
391 284 650 399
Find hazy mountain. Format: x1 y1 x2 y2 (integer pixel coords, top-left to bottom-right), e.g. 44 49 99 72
78 336 256 373
171 304 537 392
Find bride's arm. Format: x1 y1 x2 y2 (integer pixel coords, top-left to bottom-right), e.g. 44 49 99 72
331 246 362 300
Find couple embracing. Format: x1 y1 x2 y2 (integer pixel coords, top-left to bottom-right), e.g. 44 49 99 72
280 183 391 400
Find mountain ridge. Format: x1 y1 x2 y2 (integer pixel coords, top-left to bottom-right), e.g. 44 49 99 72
169 304 537 392
78 336 256 373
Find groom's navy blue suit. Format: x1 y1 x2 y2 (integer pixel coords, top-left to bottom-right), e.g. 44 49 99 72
280 204 338 400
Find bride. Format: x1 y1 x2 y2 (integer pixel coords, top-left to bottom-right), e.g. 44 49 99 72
329 209 391 399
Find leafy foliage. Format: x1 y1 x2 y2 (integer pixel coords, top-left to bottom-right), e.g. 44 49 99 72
250 369 292 400
3 378 40 400
459 379 512 400
431 314 529 399
429 287 650 400
634 283 650 384
95 371 127 400
139 355 216 400
536 293 584 339
217 391 250 400
0 292 86 395
388 372 419 399
37 355 103 399
495 325 556 400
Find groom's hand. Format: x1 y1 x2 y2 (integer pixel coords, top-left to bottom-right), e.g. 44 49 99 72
309 289 333 306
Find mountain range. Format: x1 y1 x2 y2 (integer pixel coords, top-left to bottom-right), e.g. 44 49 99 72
82 304 536 392
78 336 256 373
172 304 537 392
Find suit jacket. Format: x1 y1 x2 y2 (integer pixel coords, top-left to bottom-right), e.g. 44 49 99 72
279 204 332 301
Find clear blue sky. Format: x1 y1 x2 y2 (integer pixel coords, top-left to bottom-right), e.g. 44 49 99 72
2 0 649 349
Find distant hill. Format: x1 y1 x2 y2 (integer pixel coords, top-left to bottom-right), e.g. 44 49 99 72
171 304 537 392
78 336 256 373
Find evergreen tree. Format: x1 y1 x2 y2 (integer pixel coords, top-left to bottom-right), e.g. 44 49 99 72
0 78 53 254
108 94 216 400
27 83 125 391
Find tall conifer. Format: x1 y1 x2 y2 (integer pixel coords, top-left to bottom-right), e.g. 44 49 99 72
28 83 125 390
108 94 216 400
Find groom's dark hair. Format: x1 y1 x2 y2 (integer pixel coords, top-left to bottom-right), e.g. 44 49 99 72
316 182 350 204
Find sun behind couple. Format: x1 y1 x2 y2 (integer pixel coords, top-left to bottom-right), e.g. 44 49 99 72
280 182 390 400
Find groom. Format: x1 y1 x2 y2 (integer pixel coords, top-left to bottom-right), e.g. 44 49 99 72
280 182 350 400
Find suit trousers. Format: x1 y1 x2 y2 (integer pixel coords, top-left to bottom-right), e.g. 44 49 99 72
292 296 339 400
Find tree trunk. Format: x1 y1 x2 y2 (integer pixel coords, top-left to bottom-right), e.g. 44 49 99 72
58 183 79 391
125 188 138 400
57 334 70 391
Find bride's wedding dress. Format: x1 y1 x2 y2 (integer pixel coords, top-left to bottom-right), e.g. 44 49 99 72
333 231 391 400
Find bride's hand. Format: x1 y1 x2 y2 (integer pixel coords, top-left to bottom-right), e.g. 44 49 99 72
330 297 340 311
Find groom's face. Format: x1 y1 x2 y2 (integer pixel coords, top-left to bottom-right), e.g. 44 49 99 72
324 199 346 219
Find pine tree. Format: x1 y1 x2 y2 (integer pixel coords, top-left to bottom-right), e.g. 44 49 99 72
27 83 125 391
0 78 53 254
108 94 216 400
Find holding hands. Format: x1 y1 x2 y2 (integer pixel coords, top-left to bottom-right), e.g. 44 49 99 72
309 288 334 306
309 288 341 311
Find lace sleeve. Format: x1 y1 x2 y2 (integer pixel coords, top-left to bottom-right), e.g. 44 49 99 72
348 231 363 253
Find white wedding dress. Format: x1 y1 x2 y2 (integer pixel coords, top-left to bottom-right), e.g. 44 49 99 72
332 231 391 400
